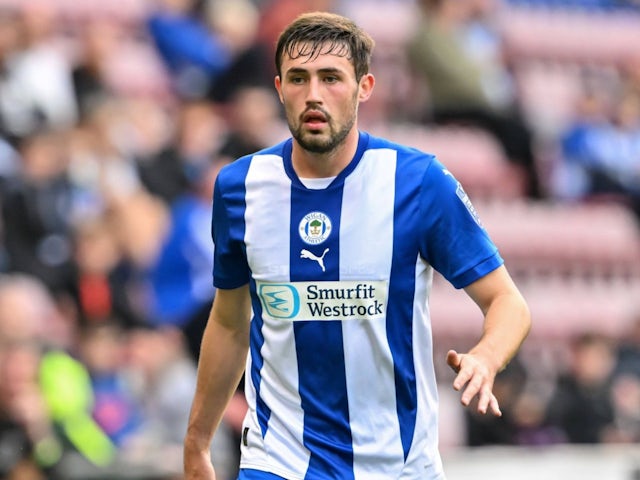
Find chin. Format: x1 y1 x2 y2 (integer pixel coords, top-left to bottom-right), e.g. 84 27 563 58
299 134 333 153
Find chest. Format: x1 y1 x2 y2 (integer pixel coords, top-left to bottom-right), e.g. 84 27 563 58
241 164 418 283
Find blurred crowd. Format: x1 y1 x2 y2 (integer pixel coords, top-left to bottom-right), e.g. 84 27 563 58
1 0 640 478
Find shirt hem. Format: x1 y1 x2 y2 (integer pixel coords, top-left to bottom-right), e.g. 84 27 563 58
239 461 304 480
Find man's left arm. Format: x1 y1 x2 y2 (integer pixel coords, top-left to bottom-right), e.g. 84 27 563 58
447 265 531 416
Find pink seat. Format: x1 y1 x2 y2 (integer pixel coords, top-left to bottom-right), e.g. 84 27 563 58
497 6 640 65
430 272 640 340
514 62 585 138
475 199 640 276
341 1 418 52
382 125 527 199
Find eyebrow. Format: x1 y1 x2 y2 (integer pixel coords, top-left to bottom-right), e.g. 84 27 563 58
285 67 345 76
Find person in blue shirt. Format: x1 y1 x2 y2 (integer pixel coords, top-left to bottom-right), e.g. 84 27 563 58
184 11 531 480
146 0 231 99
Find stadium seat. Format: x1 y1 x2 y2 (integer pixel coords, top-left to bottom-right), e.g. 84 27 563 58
497 6 640 65
513 62 586 139
341 1 418 53
0 0 150 28
382 124 527 199
475 198 640 276
430 272 640 339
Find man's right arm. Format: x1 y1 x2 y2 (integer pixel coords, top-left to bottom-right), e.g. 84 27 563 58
184 284 252 479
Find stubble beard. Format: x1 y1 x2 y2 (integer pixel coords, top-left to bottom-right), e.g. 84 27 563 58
291 118 354 154
288 99 358 154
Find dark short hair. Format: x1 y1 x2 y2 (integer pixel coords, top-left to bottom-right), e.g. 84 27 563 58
275 12 375 82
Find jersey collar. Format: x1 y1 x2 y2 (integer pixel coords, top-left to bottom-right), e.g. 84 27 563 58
282 131 370 190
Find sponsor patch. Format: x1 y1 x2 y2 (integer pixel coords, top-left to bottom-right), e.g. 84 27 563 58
456 184 483 227
257 280 388 321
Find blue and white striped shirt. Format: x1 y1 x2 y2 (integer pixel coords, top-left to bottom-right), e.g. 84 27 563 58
212 131 502 479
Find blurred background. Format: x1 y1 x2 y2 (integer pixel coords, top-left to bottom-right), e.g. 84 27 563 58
0 0 639 478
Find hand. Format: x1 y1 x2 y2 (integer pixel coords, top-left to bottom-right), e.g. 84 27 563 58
184 446 217 480
446 349 502 417
9 387 53 441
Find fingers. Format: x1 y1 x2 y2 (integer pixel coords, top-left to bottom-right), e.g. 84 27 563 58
474 385 502 417
446 349 461 373
448 351 502 417
488 393 502 417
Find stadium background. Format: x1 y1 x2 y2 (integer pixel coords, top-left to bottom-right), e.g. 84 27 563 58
0 0 639 478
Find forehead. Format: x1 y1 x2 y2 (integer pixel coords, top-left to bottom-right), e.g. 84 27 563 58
280 41 355 75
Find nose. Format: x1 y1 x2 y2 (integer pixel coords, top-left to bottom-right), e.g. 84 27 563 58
305 77 322 104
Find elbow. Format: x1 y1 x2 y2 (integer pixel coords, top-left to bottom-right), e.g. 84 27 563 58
518 294 532 341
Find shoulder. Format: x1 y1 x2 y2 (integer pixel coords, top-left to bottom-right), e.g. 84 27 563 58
364 132 438 176
362 133 464 204
217 139 290 189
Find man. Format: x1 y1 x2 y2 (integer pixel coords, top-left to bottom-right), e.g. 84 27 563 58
184 12 531 480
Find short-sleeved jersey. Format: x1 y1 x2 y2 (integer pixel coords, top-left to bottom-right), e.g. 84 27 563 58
212 132 503 480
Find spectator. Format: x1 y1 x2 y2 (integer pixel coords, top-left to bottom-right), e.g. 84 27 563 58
146 0 232 100
76 321 143 447
172 99 226 186
604 373 640 443
0 273 116 478
1 132 76 297
254 0 337 78
544 332 617 443
218 85 286 160
406 0 542 198
0 1 77 144
558 86 640 218
124 98 227 207
464 356 528 446
146 157 229 360
126 324 241 480
65 99 145 223
0 7 24 145
205 0 273 103
615 315 640 377
0 341 56 479
72 217 147 328
602 315 640 442
510 389 565 445
124 98 188 206
106 190 170 312
552 85 611 201
71 18 123 122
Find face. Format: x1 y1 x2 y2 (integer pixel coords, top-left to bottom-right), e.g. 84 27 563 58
275 43 374 154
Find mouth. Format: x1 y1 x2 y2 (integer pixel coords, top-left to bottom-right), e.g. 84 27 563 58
302 110 328 129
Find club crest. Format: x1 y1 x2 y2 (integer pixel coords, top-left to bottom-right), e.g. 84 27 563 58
298 211 332 245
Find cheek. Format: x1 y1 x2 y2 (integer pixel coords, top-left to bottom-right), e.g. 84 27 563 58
336 93 358 118
281 91 301 111
283 101 299 120
282 104 303 130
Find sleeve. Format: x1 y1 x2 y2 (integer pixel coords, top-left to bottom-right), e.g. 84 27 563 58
418 158 503 289
211 175 251 289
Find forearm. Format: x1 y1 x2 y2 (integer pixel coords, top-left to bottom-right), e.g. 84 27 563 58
463 266 531 374
451 268 531 415
186 324 248 448
470 289 531 373
185 287 251 455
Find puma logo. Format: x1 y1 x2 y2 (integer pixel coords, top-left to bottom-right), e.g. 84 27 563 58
300 248 329 272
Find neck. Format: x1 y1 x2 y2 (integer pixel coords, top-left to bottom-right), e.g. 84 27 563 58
291 128 359 178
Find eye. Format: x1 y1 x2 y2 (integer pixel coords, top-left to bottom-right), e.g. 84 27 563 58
289 76 306 85
323 75 339 84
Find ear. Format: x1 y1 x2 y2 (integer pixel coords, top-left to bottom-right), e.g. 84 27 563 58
274 76 284 104
358 73 375 103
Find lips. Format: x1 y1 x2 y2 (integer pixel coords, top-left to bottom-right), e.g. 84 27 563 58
302 110 328 123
